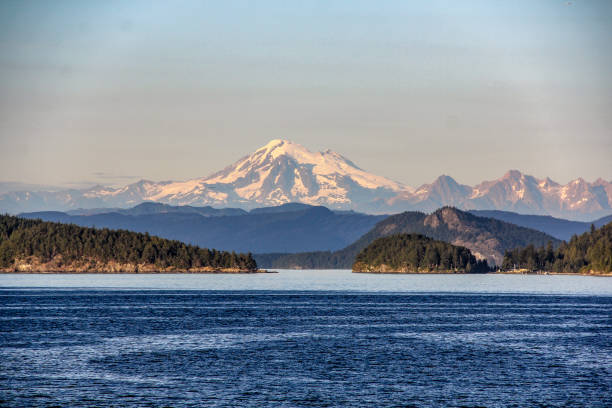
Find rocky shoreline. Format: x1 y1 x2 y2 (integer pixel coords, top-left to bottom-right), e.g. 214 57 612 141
352 267 612 276
492 270 612 277
0 257 272 274
1 270 273 274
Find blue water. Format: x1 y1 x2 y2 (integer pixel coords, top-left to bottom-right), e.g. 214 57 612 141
2 270 612 294
1 272 611 407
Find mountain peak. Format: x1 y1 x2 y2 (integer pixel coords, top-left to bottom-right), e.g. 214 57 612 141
257 140 359 168
433 175 459 185
593 178 612 186
250 139 331 167
503 170 524 180
570 177 586 185
431 205 470 222
199 140 406 208
259 139 294 152
1 140 610 220
265 138 286 146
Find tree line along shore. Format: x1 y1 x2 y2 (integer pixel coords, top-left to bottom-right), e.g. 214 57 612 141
352 234 489 274
500 223 612 275
1 213 610 275
0 215 261 273
352 222 611 274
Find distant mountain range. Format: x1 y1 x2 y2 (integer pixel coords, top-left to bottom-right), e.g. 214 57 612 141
3 139 611 221
20 202 385 254
22 203 607 261
66 202 248 217
404 172 612 222
468 210 612 241
255 207 561 268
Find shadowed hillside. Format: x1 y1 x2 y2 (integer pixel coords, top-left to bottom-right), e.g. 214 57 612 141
20 203 386 254
256 207 560 268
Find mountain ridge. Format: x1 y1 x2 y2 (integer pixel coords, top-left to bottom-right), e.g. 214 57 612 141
19 204 386 254
255 207 561 268
1 140 610 221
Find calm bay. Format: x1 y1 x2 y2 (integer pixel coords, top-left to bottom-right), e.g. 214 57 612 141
1 271 611 407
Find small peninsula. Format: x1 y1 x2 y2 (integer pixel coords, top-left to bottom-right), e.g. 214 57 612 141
352 233 490 274
0 215 263 273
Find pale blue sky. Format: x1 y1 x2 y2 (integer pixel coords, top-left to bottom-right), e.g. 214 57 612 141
0 0 611 188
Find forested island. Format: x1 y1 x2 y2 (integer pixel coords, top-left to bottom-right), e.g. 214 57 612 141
0 215 261 273
502 222 612 275
352 234 490 273
354 222 611 275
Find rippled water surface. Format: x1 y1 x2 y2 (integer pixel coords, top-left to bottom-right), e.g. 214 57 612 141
1 273 611 407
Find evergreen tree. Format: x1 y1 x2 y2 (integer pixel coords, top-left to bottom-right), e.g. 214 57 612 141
354 234 490 273
502 222 612 273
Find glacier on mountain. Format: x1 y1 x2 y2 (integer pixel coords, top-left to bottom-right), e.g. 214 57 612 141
0 140 610 221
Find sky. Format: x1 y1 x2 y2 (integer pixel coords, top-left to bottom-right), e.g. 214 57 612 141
0 0 611 189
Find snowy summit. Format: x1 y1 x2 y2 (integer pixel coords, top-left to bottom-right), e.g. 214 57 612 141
0 140 611 220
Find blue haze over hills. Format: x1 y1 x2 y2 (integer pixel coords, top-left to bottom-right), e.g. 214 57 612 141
20 202 611 267
20 203 386 254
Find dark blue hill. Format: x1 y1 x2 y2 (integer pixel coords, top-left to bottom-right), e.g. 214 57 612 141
20 204 386 254
469 210 612 241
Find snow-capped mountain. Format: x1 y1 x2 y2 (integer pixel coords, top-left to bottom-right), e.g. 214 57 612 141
1 140 611 221
467 171 612 219
199 139 408 209
0 140 407 214
387 170 612 220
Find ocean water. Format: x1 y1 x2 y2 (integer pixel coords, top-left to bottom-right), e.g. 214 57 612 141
1 271 611 407
2 270 612 294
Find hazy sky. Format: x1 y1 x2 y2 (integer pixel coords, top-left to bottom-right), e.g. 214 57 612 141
1 0 611 189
